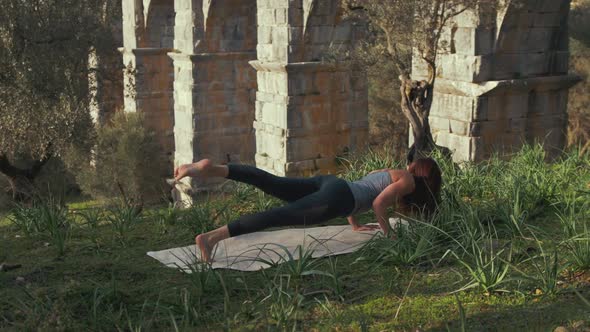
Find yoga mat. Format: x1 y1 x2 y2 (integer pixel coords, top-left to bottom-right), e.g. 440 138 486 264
147 218 408 272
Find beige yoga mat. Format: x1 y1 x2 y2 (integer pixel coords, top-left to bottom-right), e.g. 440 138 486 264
147 218 408 272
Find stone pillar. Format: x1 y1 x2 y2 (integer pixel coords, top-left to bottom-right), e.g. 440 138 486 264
251 0 368 176
170 0 257 191
120 0 175 171
413 0 579 162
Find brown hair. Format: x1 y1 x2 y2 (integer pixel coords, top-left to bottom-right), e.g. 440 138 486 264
401 158 442 216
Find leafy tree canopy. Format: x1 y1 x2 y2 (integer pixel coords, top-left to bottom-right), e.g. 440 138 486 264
0 0 120 162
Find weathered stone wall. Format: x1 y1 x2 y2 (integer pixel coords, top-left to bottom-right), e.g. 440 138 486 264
121 0 175 172
118 0 368 188
252 0 368 176
114 0 577 185
146 0 175 48
413 0 578 162
171 0 257 190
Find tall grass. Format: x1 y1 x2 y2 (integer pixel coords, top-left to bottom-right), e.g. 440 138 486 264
9 198 71 257
3 144 590 331
77 208 104 248
107 203 142 245
557 194 590 270
338 147 402 181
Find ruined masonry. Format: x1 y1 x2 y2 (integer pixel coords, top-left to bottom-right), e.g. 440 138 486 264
118 0 367 192
106 0 577 193
413 0 578 162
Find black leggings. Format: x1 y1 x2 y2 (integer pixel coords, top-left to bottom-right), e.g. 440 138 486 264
225 164 356 237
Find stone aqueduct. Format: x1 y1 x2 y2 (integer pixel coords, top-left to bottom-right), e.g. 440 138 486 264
92 0 577 188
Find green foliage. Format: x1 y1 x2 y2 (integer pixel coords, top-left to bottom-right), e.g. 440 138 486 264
513 245 563 297
9 198 71 256
0 0 120 172
557 194 590 270
76 112 165 204
177 196 218 234
2 145 590 331
106 202 143 245
360 222 440 267
338 147 402 181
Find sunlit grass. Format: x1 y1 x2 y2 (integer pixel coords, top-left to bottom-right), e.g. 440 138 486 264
1 145 590 330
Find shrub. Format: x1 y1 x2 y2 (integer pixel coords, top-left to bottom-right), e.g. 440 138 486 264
75 112 166 204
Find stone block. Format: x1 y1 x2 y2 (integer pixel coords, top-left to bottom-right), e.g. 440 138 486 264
439 54 492 83
538 0 566 12
258 8 275 26
492 53 551 80
471 117 527 137
434 132 479 162
456 6 495 28
486 94 528 120
315 157 335 170
496 27 555 53
452 27 494 56
522 53 552 77
550 51 569 74
285 159 315 173
527 89 568 116
275 8 288 25
272 26 290 45
257 26 272 44
429 115 452 134
533 12 562 27
430 92 476 122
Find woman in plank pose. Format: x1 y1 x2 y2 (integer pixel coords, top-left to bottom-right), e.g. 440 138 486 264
174 158 442 262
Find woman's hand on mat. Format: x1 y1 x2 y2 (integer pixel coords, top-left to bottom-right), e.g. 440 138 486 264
352 224 380 232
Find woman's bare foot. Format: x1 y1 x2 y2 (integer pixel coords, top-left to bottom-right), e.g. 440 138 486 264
174 159 212 181
195 234 213 263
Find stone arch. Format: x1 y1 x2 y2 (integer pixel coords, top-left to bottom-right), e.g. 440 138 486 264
143 0 175 48
251 0 368 176
120 0 176 173
169 0 258 192
202 0 257 52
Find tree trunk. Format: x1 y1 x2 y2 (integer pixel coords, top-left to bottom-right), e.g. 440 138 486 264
0 153 51 202
399 73 451 163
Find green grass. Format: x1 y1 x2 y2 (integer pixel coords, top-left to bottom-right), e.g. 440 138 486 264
1 145 590 331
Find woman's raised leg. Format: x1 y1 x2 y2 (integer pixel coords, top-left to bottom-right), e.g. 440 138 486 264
175 159 321 202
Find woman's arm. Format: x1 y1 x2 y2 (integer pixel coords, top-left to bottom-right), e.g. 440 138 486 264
372 174 415 235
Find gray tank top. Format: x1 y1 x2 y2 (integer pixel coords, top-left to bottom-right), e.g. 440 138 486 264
346 171 392 216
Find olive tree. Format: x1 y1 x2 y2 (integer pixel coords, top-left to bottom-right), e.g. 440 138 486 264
0 0 120 200
343 0 501 162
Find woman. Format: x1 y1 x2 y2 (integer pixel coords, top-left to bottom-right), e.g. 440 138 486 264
174 158 442 262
